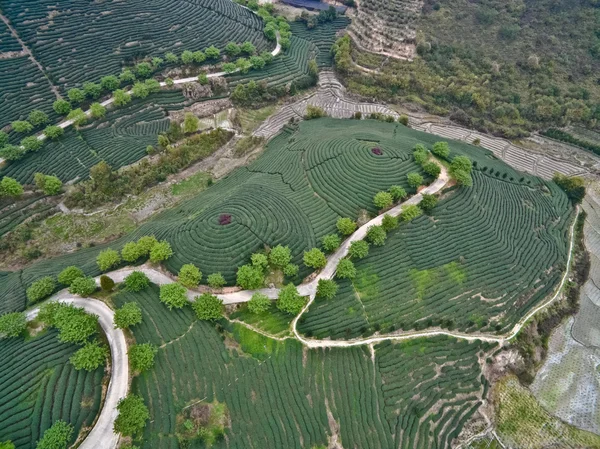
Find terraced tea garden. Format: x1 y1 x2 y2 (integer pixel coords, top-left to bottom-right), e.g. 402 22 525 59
113 283 493 449
0 329 104 449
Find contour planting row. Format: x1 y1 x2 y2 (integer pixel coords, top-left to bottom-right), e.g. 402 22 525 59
1 0 270 90
300 170 572 337
0 329 103 449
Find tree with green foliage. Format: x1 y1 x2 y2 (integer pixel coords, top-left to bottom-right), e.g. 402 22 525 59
0 441 15 449
90 102 106 119
336 217 357 236
149 240 173 263
57 266 84 286
198 72 209 85
264 22 277 40
181 50 194 64
316 279 338 299
452 169 473 187
114 302 142 329
389 185 407 201
124 271 150 292
0 131 8 146
21 136 43 152
114 395 149 436
236 264 264 289
450 156 472 173
0 312 26 338
131 82 150 99
207 273 226 289
120 69 136 83
28 109 49 126
113 89 131 107
36 420 73 449
407 172 424 188
54 305 98 344
68 277 97 296
145 78 160 94
100 275 115 292
250 55 265 70
432 141 450 158
261 51 273 65
129 343 158 373
70 341 108 371
53 99 72 115
178 263 202 287
0 145 24 161
159 283 188 309
251 253 269 270
305 105 326 120
283 263 299 277
205 45 220 59
192 293 223 321
67 108 87 126
43 125 64 140
183 112 199 134
373 191 394 209
136 235 158 256
553 173 586 204
34 174 62 195
165 52 178 63
422 161 441 178
247 292 271 313
303 248 327 269
26 276 56 303
11 120 33 133
240 41 256 55
192 51 205 63
101 75 120 91
349 240 369 259
336 258 356 279
83 82 102 99
413 145 428 165
135 62 153 79
222 62 237 73
420 194 438 213
121 242 142 262
67 88 85 104
97 248 121 271
400 204 423 222
269 244 292 267
225 42 241 57
322 234 341 252
366 225 386 246
0 177 23 198
276 284 304 314
381 213 399 231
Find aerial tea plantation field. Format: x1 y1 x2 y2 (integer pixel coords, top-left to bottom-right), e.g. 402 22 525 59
0 329 104 448
114 285 493 449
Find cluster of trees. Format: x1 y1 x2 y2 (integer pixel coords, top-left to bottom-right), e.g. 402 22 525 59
413 144 441 179
0 172 62 199
553 173 586 204
295 6 338 30
237 244 298 290
373 184 407 210
158 282 225 321
97 236 173 273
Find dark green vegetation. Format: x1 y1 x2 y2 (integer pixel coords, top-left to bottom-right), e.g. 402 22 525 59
114 284 493 448
0 329 103 448
346 0 600 137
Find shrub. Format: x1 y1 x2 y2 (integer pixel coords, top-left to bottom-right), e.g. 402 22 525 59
41 175 62 195
67 88 85 104
183 112 199 134
247 293 271 313
0 312 26 338
389 185 407 201
553 173 586 204
101 75 120 91
36 421 73 449
114 395 149 436
251 253 269 270
269 245 292 267
121 242 143 262
207 273 226 289
0 146 25 162
381 214 398 231
236 264 264 289
322 234 341 252
305 105 326 120
336 259 356 279
26 276 56 304
420 194 438 213
283 263 299 277
97 248 121 271
432 141 450 158
198 72 208 85
70 341 108 371
11 120 33 133
149 240 173 263
316 279 338 299
422 162 441 178
21 136 43 151
192 293 223 321
124 271 150 292
450 156 473 173
69 277 97 296
58 266 84 286
90 102 106 119
407 172 424 188
400 204 423 222
129 343 158 373
136 235 158 256
28 109 49 126
44 125 64 139
452 169 473 187
100 275 115 292
53 99 72 115
373 191 394 209
349 240 369 259
0 177 23 197
178 263 202 288
276 284 304 314
159 283 188 309
303 248 327 269
114 302 142 329
366 225 386 246
336 217 357 236
113 89 131 106
398 114 409 126
218 214 232 225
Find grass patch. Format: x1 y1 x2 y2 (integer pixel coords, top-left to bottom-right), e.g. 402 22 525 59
233 136 264 158
171 172 212 196
231 322 284 360
238 106 277 134
230 302 292 337
352 267 380 302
